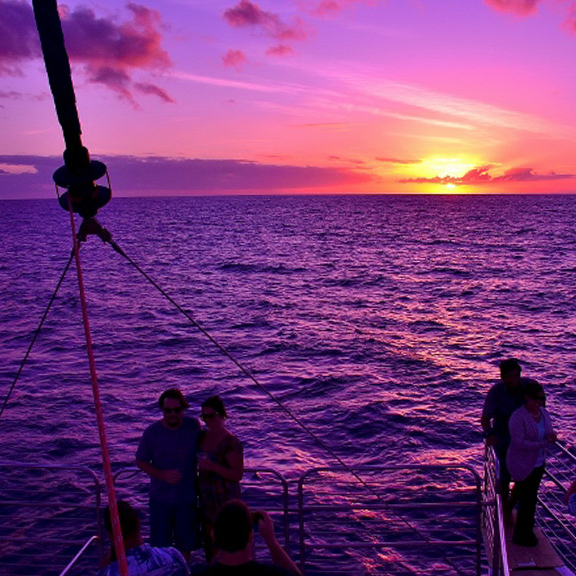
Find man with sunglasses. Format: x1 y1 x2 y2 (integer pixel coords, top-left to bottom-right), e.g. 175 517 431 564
136 388 201 560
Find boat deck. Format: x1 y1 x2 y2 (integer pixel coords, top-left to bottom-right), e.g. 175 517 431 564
506 522 571 575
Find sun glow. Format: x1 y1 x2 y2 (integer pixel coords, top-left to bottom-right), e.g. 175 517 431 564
421 157 476 179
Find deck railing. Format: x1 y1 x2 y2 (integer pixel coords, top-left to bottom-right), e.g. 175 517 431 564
482 447 509 576
538 442 576 573
0 462 103 576
4 455 574 576
297 464 484 576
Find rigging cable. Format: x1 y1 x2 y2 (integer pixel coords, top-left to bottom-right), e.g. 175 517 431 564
0 251 74 422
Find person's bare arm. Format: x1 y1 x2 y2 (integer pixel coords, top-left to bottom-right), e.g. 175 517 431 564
257 511 302 575
198 440 244 482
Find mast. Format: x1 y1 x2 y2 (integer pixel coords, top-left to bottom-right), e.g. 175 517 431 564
31 2 127 575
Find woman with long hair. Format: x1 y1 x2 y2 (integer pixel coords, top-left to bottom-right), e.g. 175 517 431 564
197 395 244 560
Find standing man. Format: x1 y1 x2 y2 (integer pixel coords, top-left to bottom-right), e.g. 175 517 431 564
481 358 526 507
136 388 200 560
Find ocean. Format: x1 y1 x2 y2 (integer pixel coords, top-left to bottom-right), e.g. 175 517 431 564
1 194 576 573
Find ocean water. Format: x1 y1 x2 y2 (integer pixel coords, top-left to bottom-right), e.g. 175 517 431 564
1 194 576 572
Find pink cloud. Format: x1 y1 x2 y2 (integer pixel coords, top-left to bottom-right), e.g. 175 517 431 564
399 165 574 185
0 1 172 103
376 157 421 165
265 44 294 57
563 3 576 33
223 1 307 41
310 0 372 17
483 0 541 15
485 0 576 35
222 49 247 68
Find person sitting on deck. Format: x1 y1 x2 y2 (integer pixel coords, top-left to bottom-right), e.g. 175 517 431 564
96 500 190 576
195 499 301 576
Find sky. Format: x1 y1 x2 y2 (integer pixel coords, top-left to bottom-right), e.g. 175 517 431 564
1 0 575 198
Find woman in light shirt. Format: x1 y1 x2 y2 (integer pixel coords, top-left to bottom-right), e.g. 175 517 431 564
507 380 557 547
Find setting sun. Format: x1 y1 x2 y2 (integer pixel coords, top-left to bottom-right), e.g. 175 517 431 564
421 158 477 179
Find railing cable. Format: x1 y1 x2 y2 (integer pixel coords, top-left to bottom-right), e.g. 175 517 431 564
108 238 438 545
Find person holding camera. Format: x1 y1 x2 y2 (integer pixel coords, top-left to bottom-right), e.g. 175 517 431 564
196 500 301 575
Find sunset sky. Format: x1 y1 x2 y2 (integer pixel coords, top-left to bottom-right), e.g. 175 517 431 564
1 0 575 198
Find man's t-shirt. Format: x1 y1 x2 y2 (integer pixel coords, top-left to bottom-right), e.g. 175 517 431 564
481 378 528 457
136 417 200 503
195 561 295 576
96 544 190 576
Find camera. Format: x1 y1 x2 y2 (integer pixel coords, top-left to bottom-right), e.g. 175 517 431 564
252 511 264 526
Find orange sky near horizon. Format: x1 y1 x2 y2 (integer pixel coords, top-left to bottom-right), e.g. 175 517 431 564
0 0 575 198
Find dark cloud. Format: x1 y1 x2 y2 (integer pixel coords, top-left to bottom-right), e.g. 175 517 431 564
222 49 247 68
0 0 41 75
0 1 172 103
223 1 306 58
62 4 169 67
224 1 306 40
399 165 575 185
0 155 372 199
134 82 174 103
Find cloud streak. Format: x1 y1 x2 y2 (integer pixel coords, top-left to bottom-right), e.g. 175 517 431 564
0 1 172 103
0 154 372 199
399 165 575 185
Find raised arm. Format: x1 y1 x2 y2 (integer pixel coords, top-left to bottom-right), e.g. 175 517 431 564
258 511 302 575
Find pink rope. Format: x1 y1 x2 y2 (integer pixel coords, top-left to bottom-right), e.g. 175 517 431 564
66 198 129 576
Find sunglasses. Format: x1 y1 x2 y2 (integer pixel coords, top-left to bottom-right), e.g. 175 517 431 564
201 412 218 420
163 407 183 414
